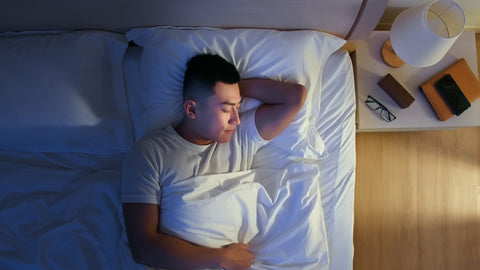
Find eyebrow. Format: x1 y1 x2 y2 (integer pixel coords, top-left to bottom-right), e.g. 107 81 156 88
221 98 243 106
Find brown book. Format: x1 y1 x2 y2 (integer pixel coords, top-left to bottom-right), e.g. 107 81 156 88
419 58 480 121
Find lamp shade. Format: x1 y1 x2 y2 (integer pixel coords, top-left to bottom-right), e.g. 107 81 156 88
390 0 465 67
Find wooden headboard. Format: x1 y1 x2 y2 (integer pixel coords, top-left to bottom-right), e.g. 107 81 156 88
1 0 387 40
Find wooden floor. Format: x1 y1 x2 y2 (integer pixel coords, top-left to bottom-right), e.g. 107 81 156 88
353 34 480 270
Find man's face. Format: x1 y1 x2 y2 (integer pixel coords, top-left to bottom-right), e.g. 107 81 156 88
196 81 242 144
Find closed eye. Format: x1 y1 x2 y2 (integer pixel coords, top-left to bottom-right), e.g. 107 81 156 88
221 99 242 112
222 98 243 108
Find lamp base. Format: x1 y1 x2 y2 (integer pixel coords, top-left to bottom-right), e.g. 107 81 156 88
381 39 406 68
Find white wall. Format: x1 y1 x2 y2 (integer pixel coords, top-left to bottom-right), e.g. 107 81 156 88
378 0 480 32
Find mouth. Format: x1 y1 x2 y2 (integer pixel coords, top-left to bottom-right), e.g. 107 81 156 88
225 129 235 134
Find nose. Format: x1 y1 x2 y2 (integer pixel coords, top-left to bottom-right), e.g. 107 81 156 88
229 108 241 126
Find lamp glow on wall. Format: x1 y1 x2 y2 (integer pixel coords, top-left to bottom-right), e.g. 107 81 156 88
381 0 465 68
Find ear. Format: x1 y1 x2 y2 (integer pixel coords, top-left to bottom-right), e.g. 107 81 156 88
184 100 197 119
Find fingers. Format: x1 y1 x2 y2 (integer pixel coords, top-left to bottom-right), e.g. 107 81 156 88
220 243 255 269
235 243 250 250
223 243 249 250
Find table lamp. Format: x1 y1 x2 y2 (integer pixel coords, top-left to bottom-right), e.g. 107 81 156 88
381 0 465 68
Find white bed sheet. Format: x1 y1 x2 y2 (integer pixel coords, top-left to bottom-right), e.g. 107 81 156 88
250 49 356 270
0 152 143 270
0 46 355 270
317 50 356 270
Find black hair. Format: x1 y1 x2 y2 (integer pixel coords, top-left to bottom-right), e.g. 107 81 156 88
183 54 240 101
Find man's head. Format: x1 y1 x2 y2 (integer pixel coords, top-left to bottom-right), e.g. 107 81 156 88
183 54 240 101
180 54 242 144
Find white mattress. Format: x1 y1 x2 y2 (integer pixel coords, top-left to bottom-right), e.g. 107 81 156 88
0 46 355 270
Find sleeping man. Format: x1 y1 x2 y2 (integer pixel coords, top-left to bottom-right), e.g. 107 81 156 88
121 54 306 270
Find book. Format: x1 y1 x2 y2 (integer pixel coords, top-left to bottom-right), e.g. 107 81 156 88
419 58 480 121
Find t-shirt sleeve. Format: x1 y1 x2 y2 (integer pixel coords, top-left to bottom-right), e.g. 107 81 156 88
121 139 162 205
230 110 269 170
242 109 269 144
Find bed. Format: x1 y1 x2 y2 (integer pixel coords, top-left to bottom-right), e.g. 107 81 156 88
0 1 387 269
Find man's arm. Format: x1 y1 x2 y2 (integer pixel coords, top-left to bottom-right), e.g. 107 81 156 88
122 203 254 270
239 79 307 140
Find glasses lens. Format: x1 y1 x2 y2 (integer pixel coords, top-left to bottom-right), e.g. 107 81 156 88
380 109 396 122
380 109 390 121
366 98 380 110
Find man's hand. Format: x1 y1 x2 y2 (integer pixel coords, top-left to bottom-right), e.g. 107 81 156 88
218 243 255 270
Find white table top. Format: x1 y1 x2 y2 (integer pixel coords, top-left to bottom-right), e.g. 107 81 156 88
355 31 479 131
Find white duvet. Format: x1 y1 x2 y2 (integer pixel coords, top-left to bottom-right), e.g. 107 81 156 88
161 162 329 269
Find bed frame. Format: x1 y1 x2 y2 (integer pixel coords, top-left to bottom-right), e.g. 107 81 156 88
2 0 387 40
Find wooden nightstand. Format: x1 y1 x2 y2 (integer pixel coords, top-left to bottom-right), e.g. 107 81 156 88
354 31 480 132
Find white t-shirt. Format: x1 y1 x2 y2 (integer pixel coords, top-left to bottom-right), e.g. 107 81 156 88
121 109 267 205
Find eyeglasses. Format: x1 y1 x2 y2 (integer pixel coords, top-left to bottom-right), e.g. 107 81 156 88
365 95 396 122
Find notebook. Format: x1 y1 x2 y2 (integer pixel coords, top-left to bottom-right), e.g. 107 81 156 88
419 58 480 121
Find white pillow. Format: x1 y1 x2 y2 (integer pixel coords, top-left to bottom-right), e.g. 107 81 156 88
0 30 133 153
126 27 346 158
